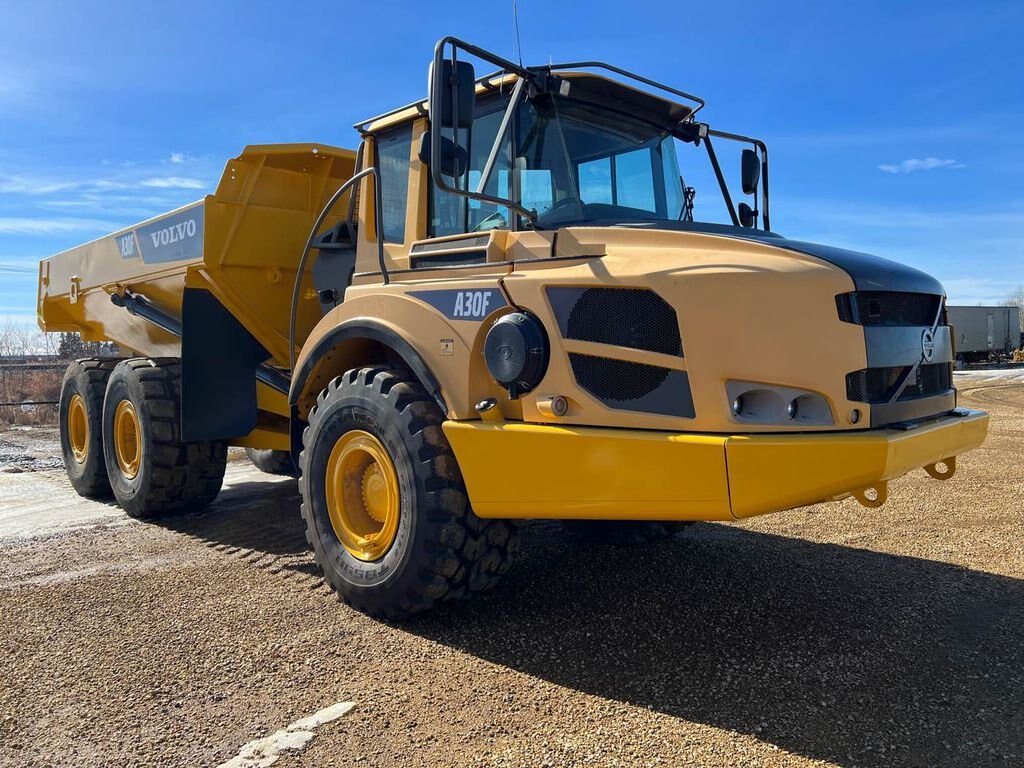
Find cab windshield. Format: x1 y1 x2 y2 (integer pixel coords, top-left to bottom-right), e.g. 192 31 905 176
431 93 687 236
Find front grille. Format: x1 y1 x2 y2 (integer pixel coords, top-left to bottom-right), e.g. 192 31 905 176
567 353 695 417
550 287 682 356
569 353 670 401
846 363 952 403
836 291 945 327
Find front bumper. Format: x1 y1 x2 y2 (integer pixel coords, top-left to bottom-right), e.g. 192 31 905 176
442 409 989 521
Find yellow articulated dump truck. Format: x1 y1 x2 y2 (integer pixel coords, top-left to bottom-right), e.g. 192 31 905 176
38 38 988 618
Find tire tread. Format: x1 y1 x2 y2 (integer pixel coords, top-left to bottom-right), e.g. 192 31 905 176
299 367 518 619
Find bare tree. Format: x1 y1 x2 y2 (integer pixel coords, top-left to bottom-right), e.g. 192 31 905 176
1002 285 1024 332
0 319 58 359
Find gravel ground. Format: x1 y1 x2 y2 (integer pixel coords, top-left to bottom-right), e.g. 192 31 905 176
0 372 1021 768
0 424 64 473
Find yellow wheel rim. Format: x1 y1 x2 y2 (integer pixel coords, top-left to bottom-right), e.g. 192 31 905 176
113 399 142 480
68 393 89 463
325 429 400 562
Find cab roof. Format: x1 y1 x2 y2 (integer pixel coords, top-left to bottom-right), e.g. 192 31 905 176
356 71 695 135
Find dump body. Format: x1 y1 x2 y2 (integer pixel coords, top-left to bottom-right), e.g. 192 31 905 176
947 305 1021 360
38 143 357 444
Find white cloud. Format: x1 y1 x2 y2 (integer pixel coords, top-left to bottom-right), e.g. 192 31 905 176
138 176 206 190
0 217 118 235
0 175 79 195
878 158 965 174
167 152 194 164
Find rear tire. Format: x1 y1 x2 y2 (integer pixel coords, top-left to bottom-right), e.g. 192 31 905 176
102 358 227 518
59 358 119 498
245 447 297 477
299 367 518 620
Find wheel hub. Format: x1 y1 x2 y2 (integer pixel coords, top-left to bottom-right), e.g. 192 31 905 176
361 463 389 523
113 399 141 480
325 430 400 562
68 393 89 463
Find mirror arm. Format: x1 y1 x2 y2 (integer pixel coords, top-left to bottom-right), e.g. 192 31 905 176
435 35 532 80
708 128 771 231
758 141 770 231
475 76 526 195
703 135 739 227
429 41 537 225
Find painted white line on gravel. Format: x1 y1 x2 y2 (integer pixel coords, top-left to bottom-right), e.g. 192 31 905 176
216 701 356 768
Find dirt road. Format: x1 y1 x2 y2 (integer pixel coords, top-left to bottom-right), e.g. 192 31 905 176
1 372 1022 767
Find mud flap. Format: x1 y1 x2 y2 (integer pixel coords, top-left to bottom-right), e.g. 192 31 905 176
181 288 270 441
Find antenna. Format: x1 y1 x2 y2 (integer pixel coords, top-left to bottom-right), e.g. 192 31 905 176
512 0 524 68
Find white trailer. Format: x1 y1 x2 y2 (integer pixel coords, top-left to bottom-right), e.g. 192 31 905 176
947 305 1022 362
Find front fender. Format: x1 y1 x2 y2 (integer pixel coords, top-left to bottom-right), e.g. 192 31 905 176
290 288 508 421
289 316 447 412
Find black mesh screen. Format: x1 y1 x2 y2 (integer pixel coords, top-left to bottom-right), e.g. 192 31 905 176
569 354 671 401
836 292 945 327
563 288 682 356
846 363 952 403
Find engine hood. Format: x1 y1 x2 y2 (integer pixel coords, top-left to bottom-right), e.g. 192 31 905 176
601 221 945 296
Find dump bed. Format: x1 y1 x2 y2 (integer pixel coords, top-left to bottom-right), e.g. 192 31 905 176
38 143 358 367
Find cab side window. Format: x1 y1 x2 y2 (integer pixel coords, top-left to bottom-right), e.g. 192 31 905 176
430 99 512 237
376 124 413 243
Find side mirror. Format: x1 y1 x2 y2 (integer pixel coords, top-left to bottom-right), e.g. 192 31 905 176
429 59 476 129
741 148 760 195
418 132 468 178
738 202 757 228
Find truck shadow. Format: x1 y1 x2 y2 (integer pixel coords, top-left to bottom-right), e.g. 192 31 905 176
409 523 1024 768
159 477 310 559
156 489 1023 767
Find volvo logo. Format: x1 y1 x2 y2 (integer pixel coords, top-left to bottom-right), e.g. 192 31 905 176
148 218 198 248
921 328 936 362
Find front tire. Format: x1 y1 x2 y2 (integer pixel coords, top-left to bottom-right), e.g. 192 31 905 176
102 358 227 518
299 367 518 620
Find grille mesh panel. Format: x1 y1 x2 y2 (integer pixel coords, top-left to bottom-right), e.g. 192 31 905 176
846 363 952 403
569 354 671 401
564 288 682 356
411 234 490 253
836 292 945 327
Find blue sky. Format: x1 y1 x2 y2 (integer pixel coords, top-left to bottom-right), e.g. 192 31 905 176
1 0 1021 325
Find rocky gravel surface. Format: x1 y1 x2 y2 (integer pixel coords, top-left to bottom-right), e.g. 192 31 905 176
0 426 64 473
0 372 1021 767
